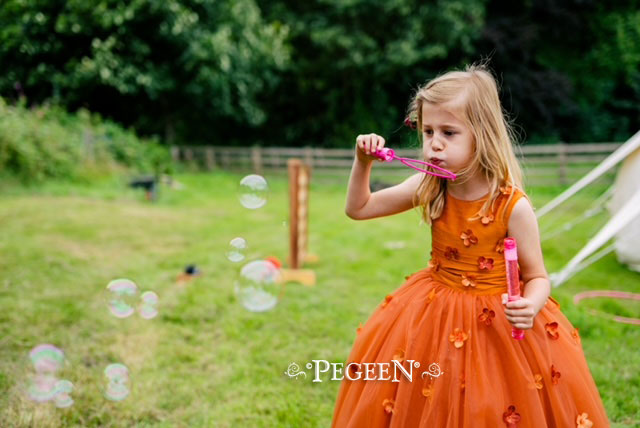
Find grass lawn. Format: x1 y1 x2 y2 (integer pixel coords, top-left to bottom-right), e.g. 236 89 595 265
0 170 638 427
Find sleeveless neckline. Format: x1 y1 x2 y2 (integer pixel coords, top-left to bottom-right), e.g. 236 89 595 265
447 190 490 203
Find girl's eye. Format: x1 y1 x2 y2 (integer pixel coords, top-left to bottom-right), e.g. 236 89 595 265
422 130 455 136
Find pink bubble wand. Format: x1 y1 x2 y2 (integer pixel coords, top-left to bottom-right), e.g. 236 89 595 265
504 237 525 340
371 147 457 180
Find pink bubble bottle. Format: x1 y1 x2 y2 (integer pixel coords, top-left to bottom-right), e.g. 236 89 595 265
504 237 525 340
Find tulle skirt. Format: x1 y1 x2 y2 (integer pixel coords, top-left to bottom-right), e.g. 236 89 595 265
331 267 610 427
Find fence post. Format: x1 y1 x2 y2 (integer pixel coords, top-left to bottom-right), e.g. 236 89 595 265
304 147 313 167
557 142 568 185
252 146 263 175
205 148 216 170
222 149 231 169
171 146 180 162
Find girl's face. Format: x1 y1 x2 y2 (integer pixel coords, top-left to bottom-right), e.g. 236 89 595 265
421 103 474 173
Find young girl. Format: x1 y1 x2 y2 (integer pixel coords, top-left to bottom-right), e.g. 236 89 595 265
332 64 610 427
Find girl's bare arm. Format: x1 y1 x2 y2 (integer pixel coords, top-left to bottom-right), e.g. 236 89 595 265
345 161 421 220
507 198 551 316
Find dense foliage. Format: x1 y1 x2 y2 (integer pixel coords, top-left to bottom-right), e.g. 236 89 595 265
1 0 638 146
0 98 170 182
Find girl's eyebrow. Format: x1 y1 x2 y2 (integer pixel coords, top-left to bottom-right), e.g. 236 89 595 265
422 123 460 130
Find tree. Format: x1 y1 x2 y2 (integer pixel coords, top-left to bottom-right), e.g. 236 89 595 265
0 0 291 144
253 0 487 147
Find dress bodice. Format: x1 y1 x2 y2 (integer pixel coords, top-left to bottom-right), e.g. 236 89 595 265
428 186 525 295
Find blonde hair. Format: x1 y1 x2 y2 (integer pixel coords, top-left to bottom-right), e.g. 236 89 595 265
407 63 527 225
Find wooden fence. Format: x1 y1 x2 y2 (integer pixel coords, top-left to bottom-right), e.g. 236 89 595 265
170 143 623 185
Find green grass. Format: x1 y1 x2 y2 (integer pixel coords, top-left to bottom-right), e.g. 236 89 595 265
0 171 638 427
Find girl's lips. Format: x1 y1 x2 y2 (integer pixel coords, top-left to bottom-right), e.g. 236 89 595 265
430 159 443 166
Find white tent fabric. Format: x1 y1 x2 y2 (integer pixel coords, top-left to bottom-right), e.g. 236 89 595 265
536 129 640 218
550 187 640 286
609 146 640 273
537 131 640 287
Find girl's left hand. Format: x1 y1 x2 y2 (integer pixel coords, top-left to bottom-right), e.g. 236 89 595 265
501 293 536 330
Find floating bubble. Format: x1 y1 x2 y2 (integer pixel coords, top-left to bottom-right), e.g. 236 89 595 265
27 373 58 403
103 363 131 401
238 175 268 209
29 344 64 374
234 259 281 312
138 291 159 319
105 279 138 318
226 237 248 263
53 379 74 408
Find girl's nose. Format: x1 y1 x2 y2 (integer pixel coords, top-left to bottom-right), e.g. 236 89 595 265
431 137 444 151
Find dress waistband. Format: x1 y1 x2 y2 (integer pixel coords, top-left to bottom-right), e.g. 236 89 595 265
430 267 508 296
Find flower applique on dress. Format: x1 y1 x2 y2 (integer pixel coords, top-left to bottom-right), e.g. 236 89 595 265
478 308 496 326
532 373 544 390
381 295 393 308
449 328 469 348
444 246 460 260
503 405 521 428
481 213 494 225
422 382 435 402
478 256 494 270
392 348 405 364
572 328 581 345
460 229 478 247
347 362 360 378
551 365 562 385
382 398 395 414
545 322 560 340
461 273 476 288
576 412 593 428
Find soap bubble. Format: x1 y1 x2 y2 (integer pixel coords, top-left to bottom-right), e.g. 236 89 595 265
226 237 248 263
238 175 268 209
138 291 159 319
29 344 64 374
27 373 58 402
105 279 138 318
234 259 281 312
53 379 74 408
26 344 70 404
103 363 131 401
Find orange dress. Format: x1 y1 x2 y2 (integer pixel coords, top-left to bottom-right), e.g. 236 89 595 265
331 187 610 427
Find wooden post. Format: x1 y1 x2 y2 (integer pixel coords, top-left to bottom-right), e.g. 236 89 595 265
304 147 313 167
252 146 263 175
171 146 180 162
557 142 568 186
279 158 316 286
184 148 194 170
205 148 216 170
222 150 231 169
288 159 301 269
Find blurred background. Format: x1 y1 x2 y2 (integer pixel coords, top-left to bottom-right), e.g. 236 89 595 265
2 0 639 151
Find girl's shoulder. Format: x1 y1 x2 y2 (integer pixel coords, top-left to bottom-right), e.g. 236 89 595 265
501 186 532 227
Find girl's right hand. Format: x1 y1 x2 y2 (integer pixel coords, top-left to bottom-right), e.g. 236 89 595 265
355 133 386 163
